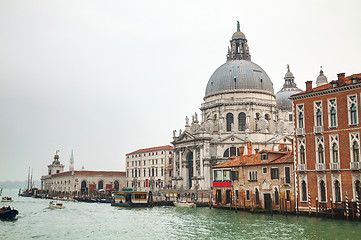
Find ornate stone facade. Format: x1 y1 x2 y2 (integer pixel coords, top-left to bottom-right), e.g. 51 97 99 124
171 23 299 191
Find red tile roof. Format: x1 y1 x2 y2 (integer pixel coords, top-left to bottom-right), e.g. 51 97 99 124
51 171 126 178
127 145 173 155
292 73 361 97
213 150 293 168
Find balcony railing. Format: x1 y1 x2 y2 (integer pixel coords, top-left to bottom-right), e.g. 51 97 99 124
330 162 340 171
314 125 324 134
296 128 305 136
315 163 326 171
297 164 307 171
350 161 361 170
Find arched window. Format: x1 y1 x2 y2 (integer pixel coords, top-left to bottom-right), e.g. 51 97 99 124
81 181 87 193
334 180 341 202
255 188 260 204
238 112 246 131
298 112 304 128
98 180 104 190
226 113 234 132
330 107 337 127
332 143 338 163
300 145 306 164
223 149 230 157
274 187 279 205
316 109 322 126
355 180 360 199
114 181 119 191
320 180 326 202
255 113 260 120
351 103 358 125
353 142 360 162
302 181 307 202
265 114 270 120
318 144 324 163
224 147 240 157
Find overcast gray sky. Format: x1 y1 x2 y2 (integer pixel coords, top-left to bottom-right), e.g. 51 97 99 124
1 0 360 182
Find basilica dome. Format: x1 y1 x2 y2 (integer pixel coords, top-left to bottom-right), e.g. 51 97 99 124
275 65 302 111
205 60 274 97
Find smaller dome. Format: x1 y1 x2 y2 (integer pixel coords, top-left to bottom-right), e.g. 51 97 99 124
54 154 59 160
232 30 246 39
276 88 302 111
316 68 328 87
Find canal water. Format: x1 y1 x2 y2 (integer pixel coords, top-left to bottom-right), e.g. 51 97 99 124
1 189 360 239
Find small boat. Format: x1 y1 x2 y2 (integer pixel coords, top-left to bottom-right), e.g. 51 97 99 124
0 206 18 220
173 201 196 208
49 201 65 209
111 188 153 207
1 197 14 202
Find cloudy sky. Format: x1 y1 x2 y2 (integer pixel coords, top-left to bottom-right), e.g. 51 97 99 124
1 0 360 182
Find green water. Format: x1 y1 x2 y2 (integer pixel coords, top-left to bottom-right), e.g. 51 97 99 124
1 189 360 239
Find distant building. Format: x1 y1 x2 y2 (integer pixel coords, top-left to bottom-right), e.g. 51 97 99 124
125 145 173 192
41 151 126 194
212 147 294 210
290 72 361 212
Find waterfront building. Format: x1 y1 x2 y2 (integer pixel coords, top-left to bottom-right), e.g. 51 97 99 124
290 72 361 212
125 145 173 192
212 146 294 210
171 22 301 191
41 151 126 195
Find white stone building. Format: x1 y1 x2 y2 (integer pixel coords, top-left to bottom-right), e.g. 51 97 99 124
41 151 126 194
125 145 173 192
171 23 302 191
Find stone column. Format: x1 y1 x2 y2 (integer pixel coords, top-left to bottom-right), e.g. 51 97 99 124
179 150 182 178
193 148 197 178
200 147 204 177
173 150 177 178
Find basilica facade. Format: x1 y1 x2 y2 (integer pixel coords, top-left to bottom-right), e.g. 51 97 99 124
171 23 302 191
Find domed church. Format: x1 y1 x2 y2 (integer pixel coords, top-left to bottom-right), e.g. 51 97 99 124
171 22 302 191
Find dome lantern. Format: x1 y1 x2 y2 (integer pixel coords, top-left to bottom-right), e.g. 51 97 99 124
316 66 328 87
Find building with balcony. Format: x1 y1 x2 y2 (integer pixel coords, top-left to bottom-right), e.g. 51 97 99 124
212 146 294 211
125 145 173 192
290 71 361 212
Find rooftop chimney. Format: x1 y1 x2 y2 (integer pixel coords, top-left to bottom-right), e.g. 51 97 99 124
238 146 244 156
305 81 313 92
337 73 345 85
280 144 285 151
254 148 259 154
247 142 252 155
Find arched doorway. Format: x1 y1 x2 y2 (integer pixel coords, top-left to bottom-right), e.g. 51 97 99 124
98 180 104 190
187 151 193 189
114 181 119 191
81 180 87 194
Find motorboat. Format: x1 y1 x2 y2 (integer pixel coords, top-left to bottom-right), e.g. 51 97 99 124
0 206 18 220
49 201 65 209
173 201 196 208
1 197 14 202
111 189 153 207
